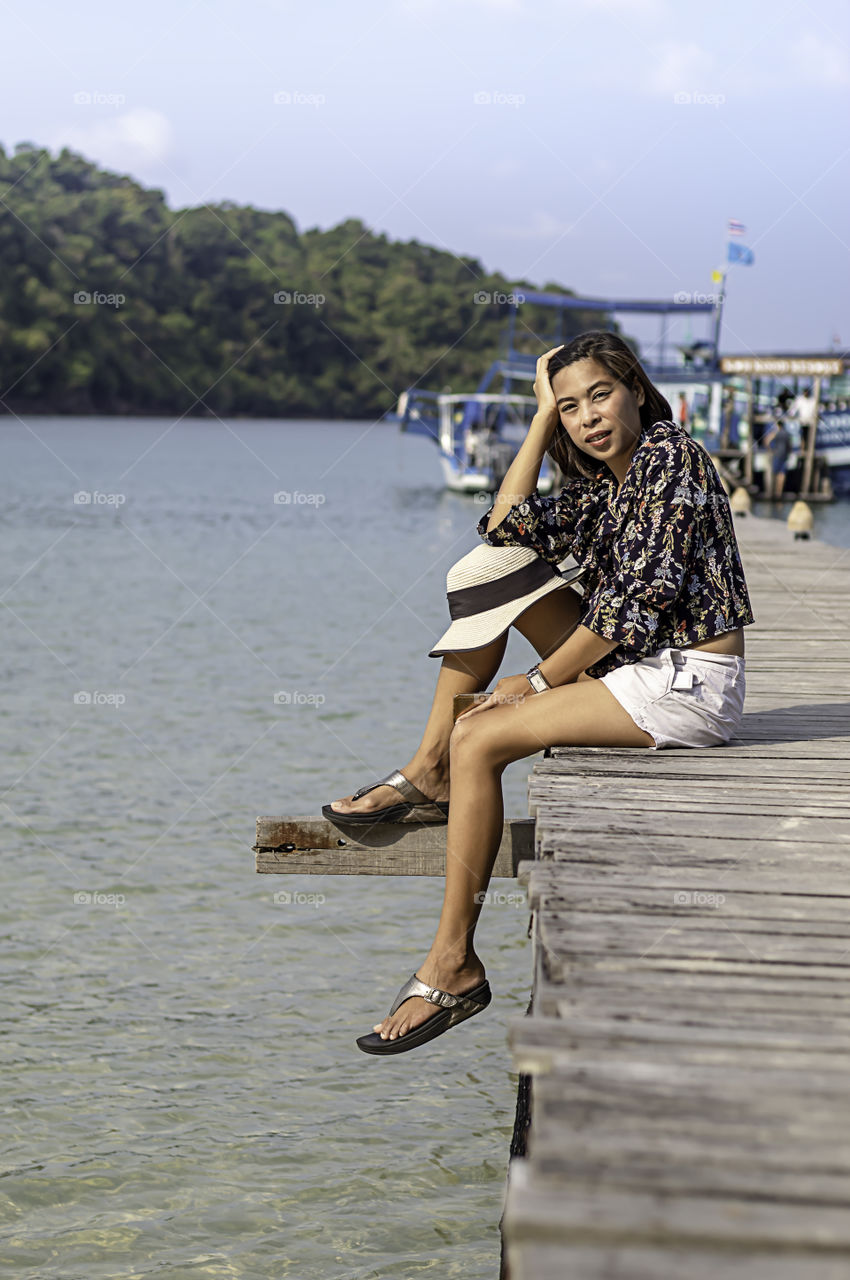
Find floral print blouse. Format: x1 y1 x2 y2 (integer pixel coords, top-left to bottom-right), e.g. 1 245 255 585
476 419 754 679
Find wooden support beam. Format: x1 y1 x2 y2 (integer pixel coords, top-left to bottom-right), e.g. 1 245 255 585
744 373 756 486
254 815 534 877
801 374 822 497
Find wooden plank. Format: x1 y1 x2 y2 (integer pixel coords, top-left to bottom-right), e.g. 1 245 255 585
507 1036 850 1079
532 968 850 1008
254 815 533 876
545 990 850 1029
537 917 850 962
505 1241 850 1280
520 882 850 922
528 781 850 817
533 812 849 844
538 950 850 985
517 854 850 896
519 1068 850 1123
503 1168 850 1248
510 1011 850 1051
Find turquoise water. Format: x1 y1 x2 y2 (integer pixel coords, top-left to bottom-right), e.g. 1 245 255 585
1 417 542 1279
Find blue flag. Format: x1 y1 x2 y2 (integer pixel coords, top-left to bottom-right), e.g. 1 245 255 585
727 241 754 265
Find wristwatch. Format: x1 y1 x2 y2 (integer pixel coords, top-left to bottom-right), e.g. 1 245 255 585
525 665 551 694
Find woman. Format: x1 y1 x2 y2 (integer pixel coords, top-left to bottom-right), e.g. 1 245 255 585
324 330 755 1055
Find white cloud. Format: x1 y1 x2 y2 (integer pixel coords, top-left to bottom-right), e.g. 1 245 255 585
574 0 665 11
645 39 717 94
48 107 175 178
401 0 523 13
790 31 850 86
491 210 575 240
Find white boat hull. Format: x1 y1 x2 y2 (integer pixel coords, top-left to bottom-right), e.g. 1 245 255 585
439 452 555 495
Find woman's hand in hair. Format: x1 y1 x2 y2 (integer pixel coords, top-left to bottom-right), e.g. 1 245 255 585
531 345 565 435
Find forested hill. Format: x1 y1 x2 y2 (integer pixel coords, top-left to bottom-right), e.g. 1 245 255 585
0 142 613 418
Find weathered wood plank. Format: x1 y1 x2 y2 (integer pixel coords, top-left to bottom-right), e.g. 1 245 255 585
509 1012 850 1053
533 968 850 1007
506 1242 850 1280
519 882 850 922
504 1168 850 1248
538 917 850 961
544 990 850 1029
254 815 533 876
518 854 850 896
520 1067 850 1121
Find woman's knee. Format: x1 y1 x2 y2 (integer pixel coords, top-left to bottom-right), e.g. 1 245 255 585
449 715 485 762
449 714 504 765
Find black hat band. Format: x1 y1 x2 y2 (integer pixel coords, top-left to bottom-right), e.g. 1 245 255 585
447 557 559 621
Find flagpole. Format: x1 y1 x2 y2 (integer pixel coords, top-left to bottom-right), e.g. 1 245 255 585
711 225 728 362
708 226 727 442
711 273 726 362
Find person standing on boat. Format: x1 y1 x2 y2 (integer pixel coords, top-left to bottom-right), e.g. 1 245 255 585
764 409 791 500
792 387 818 452
677 391 689 433
464 421 484 469
325 330 754 1055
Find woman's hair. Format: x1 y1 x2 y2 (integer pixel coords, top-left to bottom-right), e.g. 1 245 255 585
546 330 673 481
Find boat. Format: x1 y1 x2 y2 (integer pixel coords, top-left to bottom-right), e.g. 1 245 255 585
397 389 557 494
814 411 850 493
396 290 720 495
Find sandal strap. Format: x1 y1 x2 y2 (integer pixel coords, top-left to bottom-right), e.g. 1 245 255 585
350 769 429 806
388 973 486 1018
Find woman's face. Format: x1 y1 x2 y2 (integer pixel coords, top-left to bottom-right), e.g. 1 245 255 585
550 356 645 468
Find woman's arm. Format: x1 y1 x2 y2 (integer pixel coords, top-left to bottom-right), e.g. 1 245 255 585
486 346 563 536
457 622 619 721
537 625 619 686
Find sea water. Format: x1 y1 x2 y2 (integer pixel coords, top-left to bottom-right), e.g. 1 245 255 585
1 416 542 1279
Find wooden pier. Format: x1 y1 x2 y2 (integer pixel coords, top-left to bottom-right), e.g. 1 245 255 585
501 511 850 1278
254 509 850 1277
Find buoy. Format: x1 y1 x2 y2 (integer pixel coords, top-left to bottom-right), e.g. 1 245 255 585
730 486 751 516
787 500 814 540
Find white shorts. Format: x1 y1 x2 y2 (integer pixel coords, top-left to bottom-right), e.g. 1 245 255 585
599 647 746 749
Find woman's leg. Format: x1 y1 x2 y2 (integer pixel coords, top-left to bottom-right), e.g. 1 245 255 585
327 635 506 814
329 586 584 815
372 677 654 1040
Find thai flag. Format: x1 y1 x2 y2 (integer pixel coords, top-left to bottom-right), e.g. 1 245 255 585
727 219 746 236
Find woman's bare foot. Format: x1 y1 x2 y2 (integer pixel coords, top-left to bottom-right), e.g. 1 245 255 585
372 949 487 1042
328 756 449 817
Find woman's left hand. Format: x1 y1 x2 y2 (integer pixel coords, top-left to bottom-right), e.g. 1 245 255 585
456 674 539 720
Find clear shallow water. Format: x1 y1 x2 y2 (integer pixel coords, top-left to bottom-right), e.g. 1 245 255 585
1 416 541 1279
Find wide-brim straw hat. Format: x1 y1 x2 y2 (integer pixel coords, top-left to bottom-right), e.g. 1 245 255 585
428 542 585 657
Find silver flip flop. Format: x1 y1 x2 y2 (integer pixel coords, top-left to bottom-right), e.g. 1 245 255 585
322 768 449 825
356 974 492 1055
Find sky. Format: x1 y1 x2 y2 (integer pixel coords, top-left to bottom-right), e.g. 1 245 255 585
2 0 849 359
